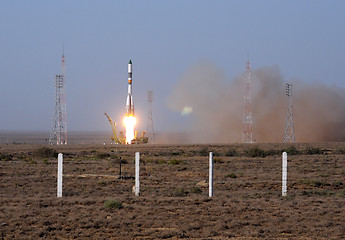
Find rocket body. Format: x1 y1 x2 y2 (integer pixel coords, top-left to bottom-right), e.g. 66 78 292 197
126 60 134 116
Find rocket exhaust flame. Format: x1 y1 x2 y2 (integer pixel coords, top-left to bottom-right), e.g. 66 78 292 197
124 115 136 144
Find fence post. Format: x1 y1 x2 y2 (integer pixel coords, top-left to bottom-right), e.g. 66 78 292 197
282 152 287 197
57 153 63 198
135 152 140 196
209 152 213 197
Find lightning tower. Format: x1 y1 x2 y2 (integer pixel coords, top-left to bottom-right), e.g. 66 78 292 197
242 58 253 143
49 49 67 145
146 90 155 143
284 83 295 143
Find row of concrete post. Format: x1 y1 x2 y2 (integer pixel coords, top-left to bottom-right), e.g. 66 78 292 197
57 151 288 198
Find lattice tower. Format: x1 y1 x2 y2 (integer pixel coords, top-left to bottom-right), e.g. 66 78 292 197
242 59 253 143
284 83 295 143
146 90 155 143
49 51 67 145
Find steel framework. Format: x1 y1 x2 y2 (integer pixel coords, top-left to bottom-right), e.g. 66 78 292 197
146 90 155 143
49 52 67 145
242 59 253 143
284 83 295 143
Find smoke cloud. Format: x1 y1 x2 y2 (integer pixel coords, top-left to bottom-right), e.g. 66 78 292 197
166 60 345 143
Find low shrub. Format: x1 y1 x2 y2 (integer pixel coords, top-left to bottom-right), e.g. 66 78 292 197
336 190 345 197
213 158 223 163
246 147 267 158
199 147 209 156
284 146 299 155
157 159 167 164
306 147 322 155
338 149 345 154
104 200 123 209
225 149 237 157
172 188 189 197
299 179 330 187
168 159 183 165
96 153 110 159
332 181 344 188
0 153 13 161
225 172 237 178
190 187 202 194
212 151 221 157
265 149 280 156
32 147 58 158
170 150 183 156
302 190 334 196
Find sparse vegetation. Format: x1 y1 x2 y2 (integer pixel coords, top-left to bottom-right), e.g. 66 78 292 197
336 190 345 197
172 187 189 197
283 146 299 155
299 179 330 187
302 190 334 196
246 147 267 158
0 152 13 161
306 147 322 155
338 149 345 154
98 181 108 187
225 172 237 178
170 150 184 156
1 142 345 239
213 157 223 163
332 181 343 188
318 174 330 178
225 149 237 157
96 153 110 159
104 200 123 209
199 147 209 156
190 187 202 194
168 159 183 165
32 147 58 158
27 159 37 164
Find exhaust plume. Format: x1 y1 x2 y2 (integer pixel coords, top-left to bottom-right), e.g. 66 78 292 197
166 60 345 143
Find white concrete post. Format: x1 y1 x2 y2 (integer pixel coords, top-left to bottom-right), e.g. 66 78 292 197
282 152 287 197
209 152 213 197
57 153 63 198
135 152 140 196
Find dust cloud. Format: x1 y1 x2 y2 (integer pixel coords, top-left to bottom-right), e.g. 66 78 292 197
166 60 345 143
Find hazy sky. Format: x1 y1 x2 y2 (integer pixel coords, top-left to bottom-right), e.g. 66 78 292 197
1 1 344 133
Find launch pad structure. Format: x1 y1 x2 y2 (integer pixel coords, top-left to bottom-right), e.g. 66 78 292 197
284 83 295 143
49 51 67 145
146 90 155 143
242 58 253 144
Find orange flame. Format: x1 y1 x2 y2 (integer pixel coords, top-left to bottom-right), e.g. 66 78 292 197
124 115 136 144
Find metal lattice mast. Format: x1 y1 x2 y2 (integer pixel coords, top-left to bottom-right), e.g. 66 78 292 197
49 50 67 145
242 58 253 143
284 83 295 143
146 90 155 143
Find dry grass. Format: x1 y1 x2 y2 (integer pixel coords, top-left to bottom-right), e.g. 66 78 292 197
0 143 344 239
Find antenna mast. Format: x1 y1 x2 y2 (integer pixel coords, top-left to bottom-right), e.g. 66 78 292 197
146 90 155 143
284 83 295 143
242 57 253 143
49 48 67 145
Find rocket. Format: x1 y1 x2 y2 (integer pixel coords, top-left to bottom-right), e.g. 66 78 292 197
126 60 134 116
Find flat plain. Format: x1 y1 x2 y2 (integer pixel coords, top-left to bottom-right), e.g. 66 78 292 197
0 143 344 239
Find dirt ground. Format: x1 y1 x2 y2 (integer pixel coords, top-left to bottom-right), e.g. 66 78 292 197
0 143 344 239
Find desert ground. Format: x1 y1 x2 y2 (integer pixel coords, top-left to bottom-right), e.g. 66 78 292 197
0 143 344 239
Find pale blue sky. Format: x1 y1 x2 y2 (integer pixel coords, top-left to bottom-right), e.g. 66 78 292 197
0 1 344 132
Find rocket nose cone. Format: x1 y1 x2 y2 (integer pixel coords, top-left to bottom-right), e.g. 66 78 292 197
129 60 132 64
